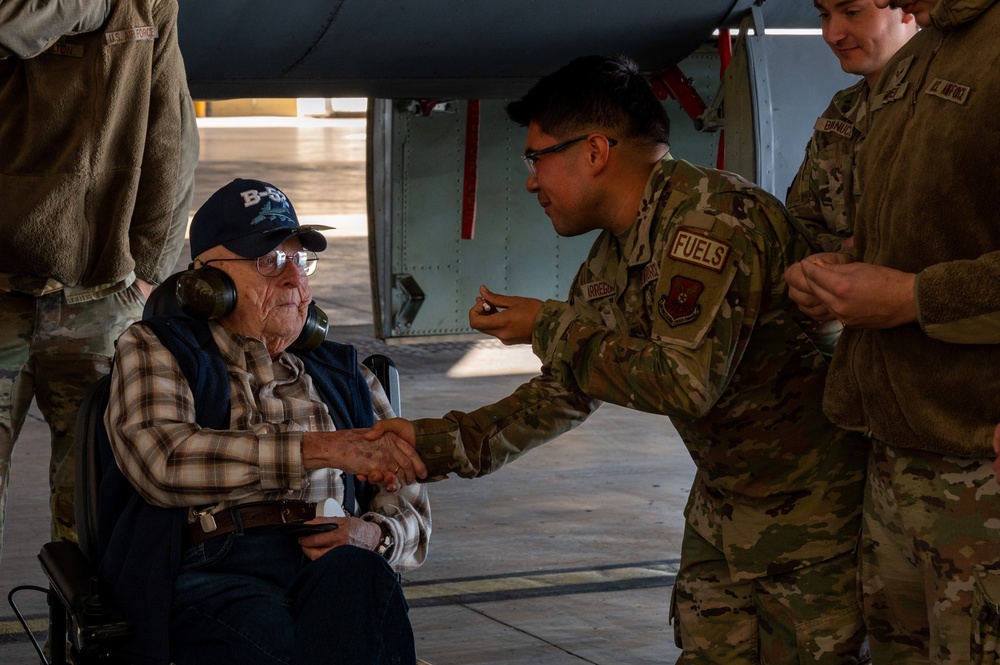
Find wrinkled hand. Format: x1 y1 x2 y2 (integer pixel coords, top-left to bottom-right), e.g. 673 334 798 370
468 285 542 345
302 428 426 492
363 418 417 487
785 252 854 322
297 517 381 561
797 260 917 328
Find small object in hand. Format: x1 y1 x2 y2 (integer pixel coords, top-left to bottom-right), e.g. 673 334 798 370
286 522 339 537
316 498 345 518
482 301 492 312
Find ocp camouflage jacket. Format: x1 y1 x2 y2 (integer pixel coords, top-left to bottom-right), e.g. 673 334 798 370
414 157 867 576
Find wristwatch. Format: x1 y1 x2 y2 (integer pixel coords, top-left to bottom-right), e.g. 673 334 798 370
375 525 395 558
365 516 395 559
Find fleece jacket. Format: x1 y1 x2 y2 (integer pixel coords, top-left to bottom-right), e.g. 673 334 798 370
824 0 1000 456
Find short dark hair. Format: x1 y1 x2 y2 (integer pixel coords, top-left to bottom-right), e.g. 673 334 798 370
505 55 670 146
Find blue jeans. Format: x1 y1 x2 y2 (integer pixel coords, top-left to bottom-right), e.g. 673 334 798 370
171 528 415 664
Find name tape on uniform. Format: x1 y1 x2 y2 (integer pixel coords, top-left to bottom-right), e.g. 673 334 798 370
814 117 854 139
47 41 84 57
581 281 615 302
105 25 159 45
926 79 970 105
875 81 909 108
642 262 660 289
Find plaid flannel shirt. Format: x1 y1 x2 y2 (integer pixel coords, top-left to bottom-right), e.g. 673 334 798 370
106 321 430 570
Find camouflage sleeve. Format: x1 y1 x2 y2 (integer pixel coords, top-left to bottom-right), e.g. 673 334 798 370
785 132 851 253
533 199 773 421
129 0 198 285
412 370 600 478
784 86 866 254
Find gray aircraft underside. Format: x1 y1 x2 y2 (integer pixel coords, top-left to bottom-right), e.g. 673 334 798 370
177 1 852 340
179 1 820 100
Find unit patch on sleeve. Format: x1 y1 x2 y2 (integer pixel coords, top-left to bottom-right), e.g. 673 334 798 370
658 276 704 327
653 224 740 349
668 228 731 273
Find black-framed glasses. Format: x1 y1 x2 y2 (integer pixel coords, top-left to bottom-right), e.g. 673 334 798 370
203 249 318 277
520 134 618 177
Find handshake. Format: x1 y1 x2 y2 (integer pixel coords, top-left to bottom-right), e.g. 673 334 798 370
302 418 423 492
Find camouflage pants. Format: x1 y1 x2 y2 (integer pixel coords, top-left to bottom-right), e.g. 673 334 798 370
0 286 144 565
862 439 1000 665
671 521 868 664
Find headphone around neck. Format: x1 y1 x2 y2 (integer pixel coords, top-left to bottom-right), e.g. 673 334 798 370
172 266 329 352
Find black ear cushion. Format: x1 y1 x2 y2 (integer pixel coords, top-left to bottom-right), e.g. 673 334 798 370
174 268 328 349
292 303 329 352
143 273 187 319
175 266 237 320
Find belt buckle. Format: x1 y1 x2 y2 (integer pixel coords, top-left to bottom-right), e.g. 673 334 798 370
279 500 314 524
280 501 294 524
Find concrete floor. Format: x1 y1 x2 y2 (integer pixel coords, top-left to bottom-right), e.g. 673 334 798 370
0 116 694 664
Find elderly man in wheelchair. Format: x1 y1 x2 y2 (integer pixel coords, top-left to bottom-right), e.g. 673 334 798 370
55 178 430 665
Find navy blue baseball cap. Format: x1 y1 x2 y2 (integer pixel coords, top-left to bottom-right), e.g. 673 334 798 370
189 178 330 259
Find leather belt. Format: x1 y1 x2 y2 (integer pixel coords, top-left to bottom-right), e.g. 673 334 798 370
186 500 316 547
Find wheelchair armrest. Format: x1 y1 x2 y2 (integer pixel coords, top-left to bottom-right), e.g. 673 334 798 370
363 354 401 416
38 541 134 651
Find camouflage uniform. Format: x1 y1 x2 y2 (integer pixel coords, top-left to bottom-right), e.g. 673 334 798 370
0 0 197 563
863 440 1000 665
823 0 1000 661
785 79 870 252
0 277 146 545
414 157 869 663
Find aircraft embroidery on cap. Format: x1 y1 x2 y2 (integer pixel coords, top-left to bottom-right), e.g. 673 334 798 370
250 200 295 226
659 276 703 327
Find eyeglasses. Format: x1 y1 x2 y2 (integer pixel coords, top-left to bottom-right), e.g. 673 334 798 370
202 249 319 277
520 134 618 177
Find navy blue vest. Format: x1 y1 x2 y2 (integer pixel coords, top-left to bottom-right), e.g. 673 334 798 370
97 316 374 665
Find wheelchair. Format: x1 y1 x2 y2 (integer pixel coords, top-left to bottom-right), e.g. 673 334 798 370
15 274 401 664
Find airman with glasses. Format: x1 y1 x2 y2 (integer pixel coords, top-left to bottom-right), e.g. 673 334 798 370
521 134 618 178
369 55 871 664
